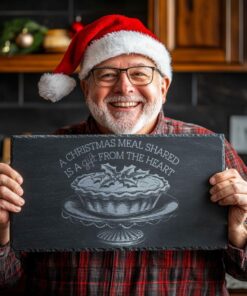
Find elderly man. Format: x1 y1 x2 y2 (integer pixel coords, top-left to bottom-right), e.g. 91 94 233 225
0 15 246 296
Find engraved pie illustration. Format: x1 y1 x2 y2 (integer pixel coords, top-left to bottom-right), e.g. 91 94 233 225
71 163 170 217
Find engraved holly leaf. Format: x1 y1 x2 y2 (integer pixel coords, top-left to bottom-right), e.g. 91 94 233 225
96 164 117 187
120 165 138 187
99 175 115 187
119 165 135 178
92 172 105 183
93 163 149 188
134 168 149 180
121 178 138 187
101 163 117 176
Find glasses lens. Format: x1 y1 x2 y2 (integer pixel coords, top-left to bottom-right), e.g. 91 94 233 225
92 66 155 86
127 67 153 85
93 68 118 86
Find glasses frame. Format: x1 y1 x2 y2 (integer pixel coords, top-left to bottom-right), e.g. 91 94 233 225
90 66 163 87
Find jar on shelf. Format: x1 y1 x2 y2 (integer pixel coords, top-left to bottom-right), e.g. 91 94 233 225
43 29 71 53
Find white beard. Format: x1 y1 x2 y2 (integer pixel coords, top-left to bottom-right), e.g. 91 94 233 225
86 95 163 134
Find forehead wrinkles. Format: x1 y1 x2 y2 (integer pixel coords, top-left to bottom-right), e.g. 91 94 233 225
97 54 156 68
100 62 155 68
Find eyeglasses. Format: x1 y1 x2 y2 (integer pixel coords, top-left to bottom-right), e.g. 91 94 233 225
90 66 163 87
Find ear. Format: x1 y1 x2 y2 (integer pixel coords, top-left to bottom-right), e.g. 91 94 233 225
161 77 170 104
80 79 89 98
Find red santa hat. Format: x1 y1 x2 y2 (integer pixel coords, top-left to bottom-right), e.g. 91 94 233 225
38 14 172 102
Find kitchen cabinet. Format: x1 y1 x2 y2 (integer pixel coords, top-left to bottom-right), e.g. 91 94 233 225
0 0 246 73
148 0 246 70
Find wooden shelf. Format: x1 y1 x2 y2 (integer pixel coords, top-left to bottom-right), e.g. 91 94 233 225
0 54 247 73
0 54 64 73
173 63 247 72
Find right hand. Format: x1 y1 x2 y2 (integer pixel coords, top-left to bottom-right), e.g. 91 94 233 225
0 163 25 245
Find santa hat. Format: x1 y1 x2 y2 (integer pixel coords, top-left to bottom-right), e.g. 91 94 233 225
38 14 172 102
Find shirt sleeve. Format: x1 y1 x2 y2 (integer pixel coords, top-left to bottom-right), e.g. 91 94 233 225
223 140 247 280
0 243 23 288
224 244 247 280
224 139 247 180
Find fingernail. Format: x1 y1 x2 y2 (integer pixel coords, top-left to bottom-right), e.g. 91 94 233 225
211 194 216 202
18 188 24 196
19 198 25 206
209 177 215 185
17 176 23 184
15 206 21 212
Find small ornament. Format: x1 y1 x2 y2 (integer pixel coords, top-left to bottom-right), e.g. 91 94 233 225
70 16 84 37
0 18 47 55
1 40 11 54
15 28 34 48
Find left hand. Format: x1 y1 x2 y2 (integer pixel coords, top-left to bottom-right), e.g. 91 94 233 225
209 168 247 248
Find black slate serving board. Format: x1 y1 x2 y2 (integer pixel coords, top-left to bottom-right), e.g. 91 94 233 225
10 134 226 251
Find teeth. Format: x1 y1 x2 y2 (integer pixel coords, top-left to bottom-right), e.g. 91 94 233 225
111 102 139 107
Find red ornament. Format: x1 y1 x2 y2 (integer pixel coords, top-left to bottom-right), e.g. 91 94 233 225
70 17 84 37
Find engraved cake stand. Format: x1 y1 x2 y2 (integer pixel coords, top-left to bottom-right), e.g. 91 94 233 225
62 194 178 246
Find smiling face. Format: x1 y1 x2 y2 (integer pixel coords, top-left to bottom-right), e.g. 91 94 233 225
81 54 170 134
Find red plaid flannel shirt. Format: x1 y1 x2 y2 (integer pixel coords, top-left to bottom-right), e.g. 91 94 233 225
1 113 247 296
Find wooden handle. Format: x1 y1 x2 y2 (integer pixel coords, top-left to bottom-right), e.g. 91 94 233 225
2 137 11 164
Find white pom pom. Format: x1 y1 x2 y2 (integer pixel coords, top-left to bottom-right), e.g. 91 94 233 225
38 73 76 102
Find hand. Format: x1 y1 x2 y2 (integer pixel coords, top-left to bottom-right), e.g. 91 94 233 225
209 168 247 248
0 163 25 245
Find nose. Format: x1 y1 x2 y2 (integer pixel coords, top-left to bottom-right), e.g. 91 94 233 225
112 71 135 95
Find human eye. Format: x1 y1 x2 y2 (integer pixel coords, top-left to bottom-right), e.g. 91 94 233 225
129 67 151 81
95 68 118 81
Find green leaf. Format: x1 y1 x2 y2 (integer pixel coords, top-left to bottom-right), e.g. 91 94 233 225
0 18 47 55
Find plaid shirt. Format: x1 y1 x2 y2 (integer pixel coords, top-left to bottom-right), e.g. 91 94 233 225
1 113 247 296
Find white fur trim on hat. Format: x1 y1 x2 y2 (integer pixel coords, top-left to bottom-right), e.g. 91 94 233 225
79 30 172 81
38 73 76 102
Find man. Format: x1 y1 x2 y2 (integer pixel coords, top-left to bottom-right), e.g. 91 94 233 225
0 14 246 296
